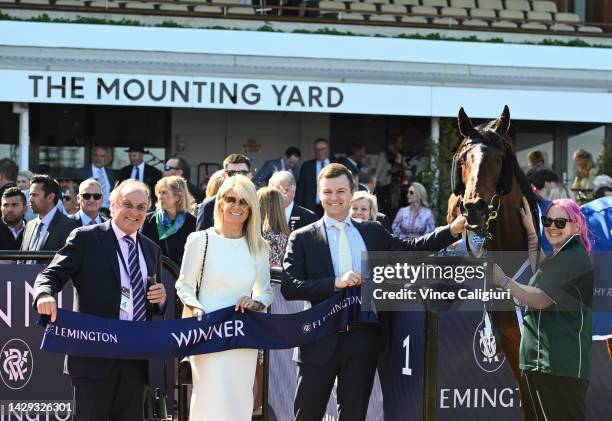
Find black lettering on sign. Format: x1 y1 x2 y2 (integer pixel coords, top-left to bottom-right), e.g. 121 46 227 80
286 86 305 107
309 86 323 107
124 79 145 101
220 83 238 104
28 75 43 98
328 87 343 108
149 80 167 102
242 84 260 105
47 76 67 99
193 81 207 103
210 82 215 103
171 80 189 103
98 78 120 100
272 84 286 106
71 77 85 99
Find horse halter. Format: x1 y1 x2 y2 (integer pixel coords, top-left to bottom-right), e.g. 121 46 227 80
451 139 514 239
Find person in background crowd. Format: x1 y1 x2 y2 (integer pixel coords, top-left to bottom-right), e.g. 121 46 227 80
0 187 27 251
282 163 466 421
572 148 597 192
21 175 78 261
78 146 116 211
549 185 571 200
17 170 35 222
392 182 435 240
0 158 18 198
196 154 252 231
269 171 318 231
142 176 196 267
205 169 225 199
350 190 391 232
375 134 406 187
34 179 166 421
296 138 335 216
62 186 79 216
253 146 302 189
338 142 367 176
493 198 593 421
258 186 290 266
592 175 612 199
357 167 377 193
527 150 546 171
118 145 162 208
528 167 560 200
17 170 32 191
70 179 108 226
162 156 203 203
176 175 272 421
255 185 290 418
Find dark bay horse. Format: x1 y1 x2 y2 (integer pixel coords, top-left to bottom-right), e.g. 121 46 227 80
448 105 540 421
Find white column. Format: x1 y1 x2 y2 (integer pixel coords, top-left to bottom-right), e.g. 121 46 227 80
12 103 30 171
430 117 440 210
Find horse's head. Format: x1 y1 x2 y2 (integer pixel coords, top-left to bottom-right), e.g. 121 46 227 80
452 105 515 235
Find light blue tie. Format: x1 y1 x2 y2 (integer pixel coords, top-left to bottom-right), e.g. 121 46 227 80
123 236 147 322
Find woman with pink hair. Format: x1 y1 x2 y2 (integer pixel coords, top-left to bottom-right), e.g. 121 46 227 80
493 197 593 421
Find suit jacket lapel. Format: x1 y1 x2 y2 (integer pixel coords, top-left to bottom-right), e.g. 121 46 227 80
138 233 155 278
99 221 121 287
352 220 373 251
40 211 61 249
314 220 335 276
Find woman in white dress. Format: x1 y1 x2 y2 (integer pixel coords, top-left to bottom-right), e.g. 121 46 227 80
175 174 273 421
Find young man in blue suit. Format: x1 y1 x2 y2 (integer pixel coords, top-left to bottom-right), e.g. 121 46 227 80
253 146 301 189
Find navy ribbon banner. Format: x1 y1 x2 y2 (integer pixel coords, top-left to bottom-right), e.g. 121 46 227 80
40 289 376 359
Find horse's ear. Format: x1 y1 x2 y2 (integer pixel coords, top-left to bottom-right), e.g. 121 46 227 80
457 107 473 138
494 105 511 136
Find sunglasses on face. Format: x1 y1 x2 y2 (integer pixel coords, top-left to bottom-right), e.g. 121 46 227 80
62 196 72 201
81 193 102 201
225 170 249 177
541 216 572 229
223 196 249 207
163 165 179 171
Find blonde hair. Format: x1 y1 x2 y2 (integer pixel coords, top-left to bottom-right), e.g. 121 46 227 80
206 170 225 199
257 187 290 236
573 148 594 169
109 179 150 216
214 175 269 257
410 182 429 207
155 176 194 214
350 191 378 221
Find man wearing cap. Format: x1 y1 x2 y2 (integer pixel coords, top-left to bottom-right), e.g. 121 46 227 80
118 146 162 208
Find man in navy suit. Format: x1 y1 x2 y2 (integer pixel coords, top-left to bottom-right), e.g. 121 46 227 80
282 163 466 421
337 142 367 177
253 146 301 189
296 138 335 216
117 146 162 209
78 146 116 211
34 179 166 421
195 154 252 231
269 170 317 231
70 179 108 226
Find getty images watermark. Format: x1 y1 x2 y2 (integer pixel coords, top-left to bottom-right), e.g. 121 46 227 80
362 252 515 312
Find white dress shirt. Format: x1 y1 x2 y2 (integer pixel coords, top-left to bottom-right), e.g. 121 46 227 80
111 220 148 321
92 164 111 208
32 206 59 250
284 201 295 224
130 162 145 183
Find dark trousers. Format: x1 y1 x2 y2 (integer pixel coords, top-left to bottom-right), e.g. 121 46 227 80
72 359 146 421
294 325 380 421
524 370 589 421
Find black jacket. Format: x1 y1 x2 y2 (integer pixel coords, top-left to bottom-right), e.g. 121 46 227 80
141 211 196 267
0 219 24 250
289 204 318 231
282 218 456 364
117 164 162 207
69 212 109 227
195 196 216 231
33 220 165 379
295 157 336 213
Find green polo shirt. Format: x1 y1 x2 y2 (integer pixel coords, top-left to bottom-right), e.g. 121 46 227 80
519 236 594 380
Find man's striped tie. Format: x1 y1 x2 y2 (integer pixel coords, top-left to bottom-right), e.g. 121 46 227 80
123 236 147 322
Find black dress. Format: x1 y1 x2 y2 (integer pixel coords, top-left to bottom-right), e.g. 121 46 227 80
141 211 196 267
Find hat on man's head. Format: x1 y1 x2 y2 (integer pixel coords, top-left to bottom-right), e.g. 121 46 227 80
125 145 146 153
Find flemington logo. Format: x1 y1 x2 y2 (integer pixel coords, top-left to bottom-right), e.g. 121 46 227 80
303 295 362 333
1 338 33 390
472 319 505 373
